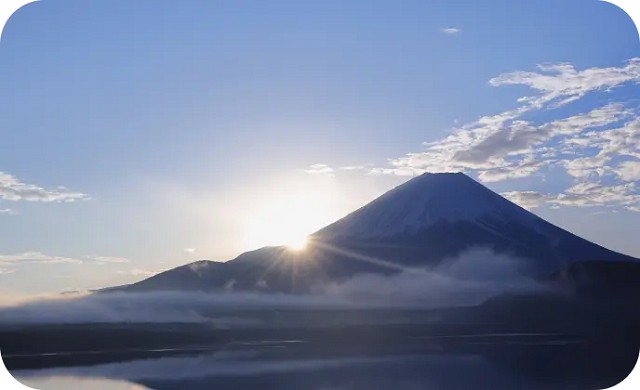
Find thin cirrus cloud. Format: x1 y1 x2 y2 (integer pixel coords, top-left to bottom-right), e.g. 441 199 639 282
357 58 640 213
0 171 88 203
0 252 131 275
441 27 461 35
0 251 84 266
84 256 131 264
304 164 371 175
303 164 336 177
117 269 160 277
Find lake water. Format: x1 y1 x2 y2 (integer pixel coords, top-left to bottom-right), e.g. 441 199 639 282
12 335 633 390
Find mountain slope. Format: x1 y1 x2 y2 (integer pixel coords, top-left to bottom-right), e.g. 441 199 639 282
313 173 636 273
315 173 543 240
108 173 637 293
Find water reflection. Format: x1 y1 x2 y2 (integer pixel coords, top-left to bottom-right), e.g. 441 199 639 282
16 376 148 390
12 335 634 390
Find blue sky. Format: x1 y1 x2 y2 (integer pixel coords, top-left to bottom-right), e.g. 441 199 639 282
1 0 639 295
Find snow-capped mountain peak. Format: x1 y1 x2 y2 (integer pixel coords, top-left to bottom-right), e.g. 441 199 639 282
314 172 540 240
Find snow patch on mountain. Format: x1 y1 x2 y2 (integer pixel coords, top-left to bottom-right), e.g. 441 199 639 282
315 173 545 240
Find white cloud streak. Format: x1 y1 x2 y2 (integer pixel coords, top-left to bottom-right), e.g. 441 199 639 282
441 27 461 35
0 252 132 275
117 269 159 277
85 256 131 264
303 164 335 177
0 171 88 202
0 251 84 266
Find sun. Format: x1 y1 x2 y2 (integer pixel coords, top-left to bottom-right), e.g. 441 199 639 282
244 207 317 252
242 184 340 252
286 235 309 251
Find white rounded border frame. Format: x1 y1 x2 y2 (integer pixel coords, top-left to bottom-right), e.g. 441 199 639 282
0 0 638 389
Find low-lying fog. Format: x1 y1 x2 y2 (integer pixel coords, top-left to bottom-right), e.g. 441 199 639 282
0 248 545 325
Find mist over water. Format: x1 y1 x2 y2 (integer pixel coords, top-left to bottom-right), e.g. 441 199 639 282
321 248 541 307
1 249 634 390
0 248 544 325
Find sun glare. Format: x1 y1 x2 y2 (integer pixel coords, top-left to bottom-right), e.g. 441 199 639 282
286 235 309 251
243 183 339 251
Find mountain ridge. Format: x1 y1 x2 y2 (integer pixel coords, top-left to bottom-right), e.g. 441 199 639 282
103 172 638 294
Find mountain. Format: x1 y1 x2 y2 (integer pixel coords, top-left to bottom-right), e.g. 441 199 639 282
313 173 636 273
316 172 542 240
106 173 638 294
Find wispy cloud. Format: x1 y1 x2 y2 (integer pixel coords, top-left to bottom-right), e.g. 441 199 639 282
0 208 14 215
441 27 461 35
381 102 630 179
184 248 196 254
0 251 84 266
117 269 159 277
303 164 335 177
503 182 639 211
501 191 553 210
489 59 640 108
85 255 131 264
0 171 88 202
0 268 16 275
0 252 132 275
339 165 368 171
562 118 640 179
361 58 640 213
